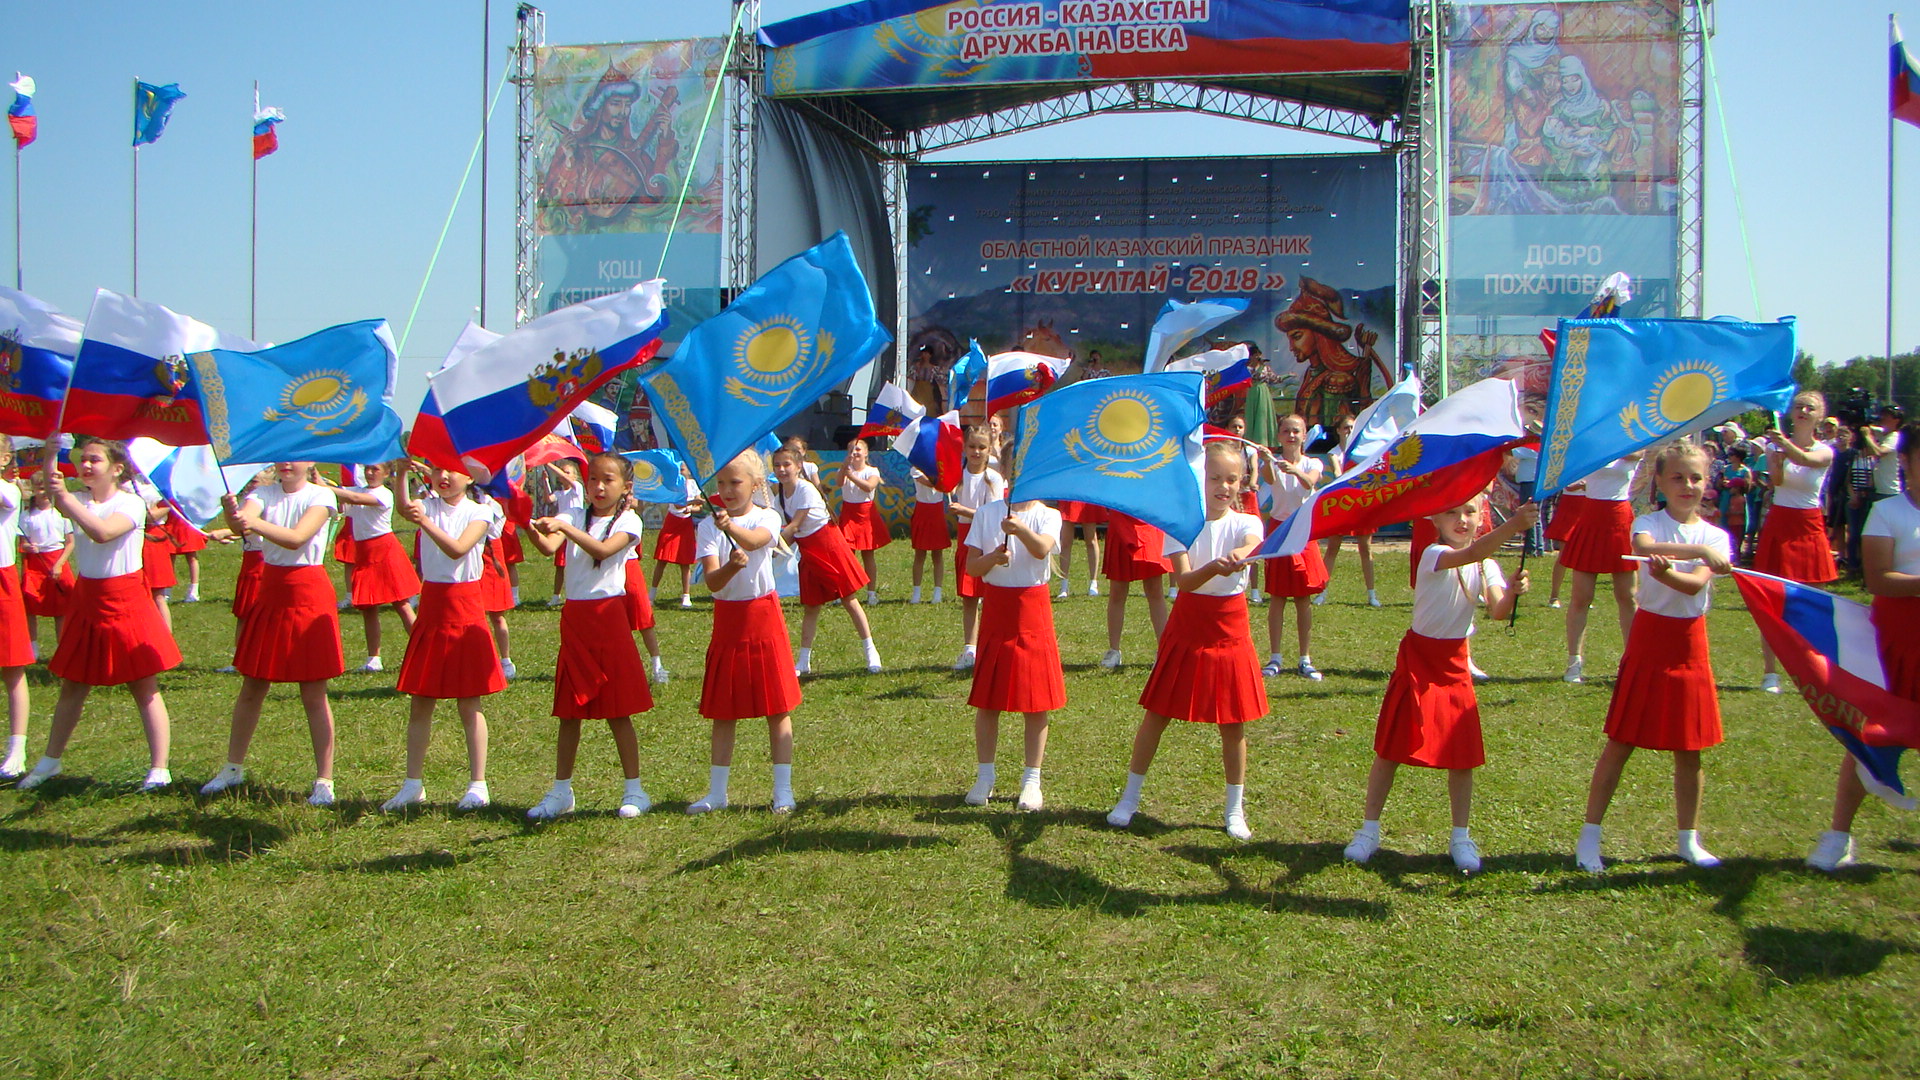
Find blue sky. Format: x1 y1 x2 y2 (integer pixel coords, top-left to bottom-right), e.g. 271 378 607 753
2 0 1914 417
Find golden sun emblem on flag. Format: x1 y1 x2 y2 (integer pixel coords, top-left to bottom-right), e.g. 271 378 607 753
265 370 369 437
1618 359 1729 439
725 315 831 408
1064 389 1180 478
631 456 659 486
1352 434 1424 492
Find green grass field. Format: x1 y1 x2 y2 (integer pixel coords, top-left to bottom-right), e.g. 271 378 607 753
1 540 1914 1079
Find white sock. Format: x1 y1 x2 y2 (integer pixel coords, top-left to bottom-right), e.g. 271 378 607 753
1450 826 1471 843
1020 766 1042 788
1358 818 1381 837
1299 653 1312 665
977 762 997 787
465 780 489 799
1121 771 1146 804
624 777 647 799
1224 783 1245 817
1269 652 1285 665
796 647 812 667
511 588 521 605
5 735 23 757
28 755 59 776
312 777 334 793
771 763 793 798
393 777 424 801
1579 823 1602 844
551 777 573 795
707 764 730 801
861 636 878 653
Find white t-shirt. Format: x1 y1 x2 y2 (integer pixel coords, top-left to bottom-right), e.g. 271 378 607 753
695 505 781 601
562 506 642 600
1583 458 1639 502
954 467 1005 517
1510 446 1539 484
344 484 396 540
841 465 879 505
0 479 21 570
554 480 585 519
1410 542 1507 639
1773 456 1831 511
967 500 1062 588
249 484 338 568
1261 457 1323 520
1864 496 1920 575
1632 510 1731 619
1872 427 1904 495
664 477 701 516
912 473 946 505
71 489 147 580
775 480 833 538
21 505 70 554
417 495 497 584
1162 511 1263 596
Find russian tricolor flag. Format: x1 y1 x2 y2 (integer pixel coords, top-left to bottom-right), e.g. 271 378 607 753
409 321 500 474
568 398 619 454
984 351 1069 417
1734 570 1920 807
895 409 963 493
252 103 285 160
128 437 262 531
8 74 34 148
0 286 79 438
859 381 924 439
68 289 257 446
1166 343 1253 406
1896 22 1920 129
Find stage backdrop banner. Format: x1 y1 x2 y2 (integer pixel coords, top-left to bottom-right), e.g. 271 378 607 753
907 154 1397 431
762 0 1410 93
1445 1 1683 385
532 39 726 335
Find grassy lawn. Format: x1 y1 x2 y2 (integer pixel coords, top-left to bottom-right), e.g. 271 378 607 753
1 539 1913 1079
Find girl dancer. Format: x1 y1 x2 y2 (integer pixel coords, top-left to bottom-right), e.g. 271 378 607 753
1318 414 1380 608
1260 414 1327 680
962 484 1063 811
1054 499 1105 599
1575 441 1732 872
838 437 890 605
1100 510 1172 670
165 497 206 603
477 493 517 679
1542 478 1588 608
1343 499 1535 872
541 458 584 607
141 496 176 633
908 466 949 604
326 461 420 673
0 443 29 778
950 428 1005 670
1106 442 1267 840
1753 391 1837 692
18 482 73 659
201 461 343 805
1560 454 1642 684
523 453 654 820
650 465 701 609
772 447 882 675
18 439 178 792
620 502 670 685
383 466 505 812
692 450 801 814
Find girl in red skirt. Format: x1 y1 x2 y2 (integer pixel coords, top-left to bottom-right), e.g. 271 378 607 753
382 466 505 813
1100 511 1172 671
620 528 670 685
539 458 584 607
1319 415 1380 608
907 467 949 605
1343 499 1535 873
1560 454 1642 684
950 429 1005 671
1755 391 1838 691
325 461 420 673
773 447 880 675
1542 482 1588 607
140 496 176 633
838 437 890 605
962 492 1063 811
1811 420 1920 871
523 453 654 821
649 463 701 610
18 483 73 660
17 439 179 792
200 461 344 806
1054 499 1105 599
1259 414 1327 680
478 495 517 679
164 502 206 603
1107 443 1268 840
0 446 31 778
330 468 358 606
692 450 800 814
1576 441 1733 873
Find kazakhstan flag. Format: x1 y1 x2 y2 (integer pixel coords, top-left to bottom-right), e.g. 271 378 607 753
621 447 693 505
640 232 891 484
1009 372 1209 545
188 319 406 465
1536 316 1798 498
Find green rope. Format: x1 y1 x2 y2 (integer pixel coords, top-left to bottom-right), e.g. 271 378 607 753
1697 0 1763 319
397 67 513 358
655 3 745 278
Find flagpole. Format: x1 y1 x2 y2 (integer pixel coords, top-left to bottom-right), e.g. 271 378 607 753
12 138 20 290
251 81 259 341
478 0 490 329
1890 13 1899 401
131 77 139 299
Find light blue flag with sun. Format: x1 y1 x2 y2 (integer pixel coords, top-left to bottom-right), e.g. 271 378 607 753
620 447 695 505
1009 372 1209 545
1535 316 1798 498
188 319 406 466
640 232 892 484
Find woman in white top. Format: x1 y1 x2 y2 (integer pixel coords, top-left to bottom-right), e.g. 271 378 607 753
202 461 344 806
1559 453 1643 685
0 440 32 779
1753 391 1839 692
18 438 180 792
324 461 421 673
772 447 881 676
836 437 890 605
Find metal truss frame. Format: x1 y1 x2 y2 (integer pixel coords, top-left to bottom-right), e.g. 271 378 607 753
724 0 762 295
512 3 544 327
1676 0 1710 318
1403 0 1447 399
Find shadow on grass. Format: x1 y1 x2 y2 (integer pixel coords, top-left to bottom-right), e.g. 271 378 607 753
0 825 120 851
1530 855 1892 918
102 811 290 867
348 848 481 873
1742 925 1915 984
674 826 956 873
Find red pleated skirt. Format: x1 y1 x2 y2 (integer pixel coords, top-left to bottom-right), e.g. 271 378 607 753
142 533 176 589
910 501 951 551
1874 596 1920 700
332 519 357 565
395 581 506 699
839 500 892 550
701 593 800 720
233 564 344 683
1560 498 1635 575
968 584 1066 712
350 531 422 608
49 573 180 686
20 549 72 617
955 523 984 598
554 596 653 720
1408 517 1436 588
0 565 31 668
623 559 655 631
165 512 207 553
1374 632 1482 769
653 514 698 565
1753 506 1838 583
797 524 869 606
501 520 526 565
479 537 514 612
1139 591 1267 724
232 549 265 619
1544 493 1588 544
1238 490 1260 516
1604 611 1721 751
1264 519 1329 596
1059 500 1109 525
1104 513 1172 581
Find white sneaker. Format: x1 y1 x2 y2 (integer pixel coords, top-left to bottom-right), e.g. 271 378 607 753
500 659 517 680
1468 661 1490 683
15 757 59 790
1016 780 1043 813
1575 831 1605 874
336 595 353 611
951 648 975 672
910 587 923 604
1562 657 1584 684
1367 590 1382 608
455 783 490 811
1760 673 1782 694
1450 837 1482 873
1548 599 1563 609
1677 835 1720 868
686 794 727 815
1106 801 1137 827
181 588 200 603
308 780 335 808
1261 658 1285 677
1225 810 1252 842
1056 583 1070 599
546 594 564 609
1087 582 1100 597
1099 649 1123 671
0 751 23 779
795 657 812 677
1311 593 1327 606
1343 829 1380 863
1297 658 1323 681
650 659 670 685
679 595 693 609
771 792 796 815
527 786 576 822
864 648 883 675
215 665 238 675
361 656 384 673
964 776 994 807
1805 830 1855 872
139 769 172 792
865 590 878 606
199 763 246 796
382 781 425 812
618 788 652 818
931 587 943 603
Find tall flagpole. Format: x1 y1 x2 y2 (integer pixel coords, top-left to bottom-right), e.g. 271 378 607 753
13 138 20 290
252 81 260 340
1890 14 1899 400
132 78 140 298
478 0 490 328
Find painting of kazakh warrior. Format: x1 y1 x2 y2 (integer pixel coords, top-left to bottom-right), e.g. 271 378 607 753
1276 278 1389 430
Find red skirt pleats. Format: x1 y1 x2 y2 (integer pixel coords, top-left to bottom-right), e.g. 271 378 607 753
1374 631 1482 768
395 581 505 699
1544 493 1588 543
1238 490 1260 516
796 525 868 606
332 518 357 565
233 564 344 682
1872 595 1920 701
623 559 655 631
1559 498 1635 575
968 584 1066 712
20 549 72 617
142 533 176 589
1139 591 1266 724
0 565 32 667
1753 506 1838 583
1060 500 1110 524
501 520 526 565
554 596 653 719
1104 513 1172 581
350 531 422 608
1264 519 1329 596
232 549 265 618
700 594 800 720
910 501 951 551
653 514 699 565
838 500 892 550
49 573 181 686
955 523 983 598
166 513 207 553
1603 611 1722 751
479 537 514 612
